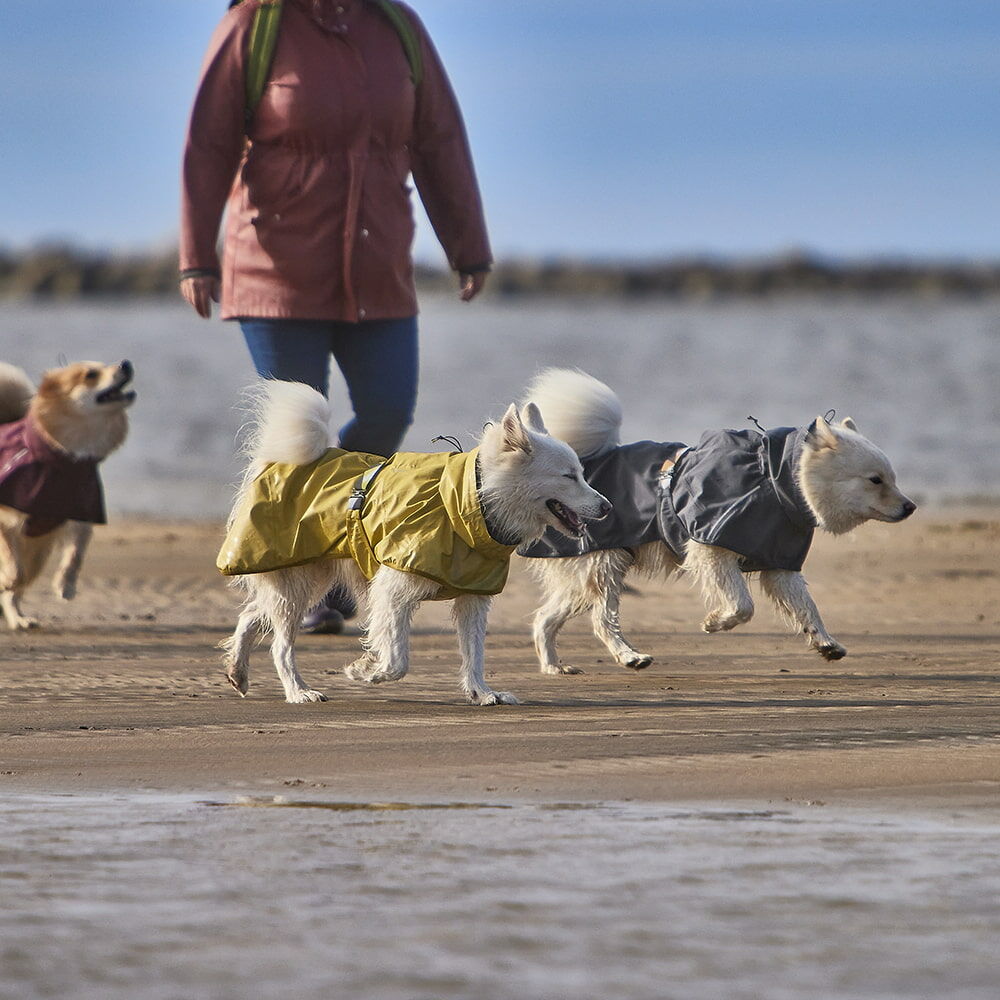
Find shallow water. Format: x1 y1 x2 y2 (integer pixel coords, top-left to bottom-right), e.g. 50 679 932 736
1 792 999 1000
1 294 998 516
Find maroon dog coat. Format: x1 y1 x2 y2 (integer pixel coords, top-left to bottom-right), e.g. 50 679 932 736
0 415 105 536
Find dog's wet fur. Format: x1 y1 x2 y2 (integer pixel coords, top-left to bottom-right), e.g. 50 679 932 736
521 368 916 674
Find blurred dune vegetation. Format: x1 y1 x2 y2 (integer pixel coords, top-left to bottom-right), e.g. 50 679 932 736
2 245 999 300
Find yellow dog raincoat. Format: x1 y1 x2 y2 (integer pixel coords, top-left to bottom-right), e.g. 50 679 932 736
217 448 517 599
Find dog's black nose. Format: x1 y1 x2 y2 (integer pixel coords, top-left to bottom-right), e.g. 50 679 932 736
598 501 613 519
119 359 133 378
901 500 917 518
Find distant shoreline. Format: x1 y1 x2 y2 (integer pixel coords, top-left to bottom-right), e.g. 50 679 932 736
3 245 1000 300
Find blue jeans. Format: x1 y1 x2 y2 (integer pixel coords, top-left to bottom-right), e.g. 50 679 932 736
239 315 418 456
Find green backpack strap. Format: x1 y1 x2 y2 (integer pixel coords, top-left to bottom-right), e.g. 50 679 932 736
238 0 423 131
243 0 283 130
371 0 423 88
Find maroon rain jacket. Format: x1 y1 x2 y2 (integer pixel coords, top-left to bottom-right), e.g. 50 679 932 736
0 416 105 537
180 0 492 321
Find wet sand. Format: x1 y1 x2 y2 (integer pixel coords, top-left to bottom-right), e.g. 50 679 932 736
1 512 998 805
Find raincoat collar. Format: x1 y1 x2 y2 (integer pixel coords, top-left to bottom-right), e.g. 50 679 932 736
763 426 816 530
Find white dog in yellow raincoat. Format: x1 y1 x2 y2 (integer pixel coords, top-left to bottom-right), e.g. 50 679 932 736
218 380 610 705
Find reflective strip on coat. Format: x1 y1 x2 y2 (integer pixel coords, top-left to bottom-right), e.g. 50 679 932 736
217 446 517 598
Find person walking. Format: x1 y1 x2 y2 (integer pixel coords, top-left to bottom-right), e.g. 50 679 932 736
180 0 492 631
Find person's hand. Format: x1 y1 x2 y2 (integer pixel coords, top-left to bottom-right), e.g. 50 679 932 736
180 275 220 318
459 270 488 302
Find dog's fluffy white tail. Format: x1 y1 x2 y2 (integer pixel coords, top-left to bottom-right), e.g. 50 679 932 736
241 380 332 468
522 368 622 459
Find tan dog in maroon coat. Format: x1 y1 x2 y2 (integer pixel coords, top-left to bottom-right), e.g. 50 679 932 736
0 360 134 629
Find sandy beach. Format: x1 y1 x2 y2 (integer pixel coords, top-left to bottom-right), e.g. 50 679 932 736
2 510 997 806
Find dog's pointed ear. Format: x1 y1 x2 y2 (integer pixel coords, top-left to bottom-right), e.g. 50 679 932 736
520 402 548 435
499 403 533 454
806 415 839 451
840 416 859 433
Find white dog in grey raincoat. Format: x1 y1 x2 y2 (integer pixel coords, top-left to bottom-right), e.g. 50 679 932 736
518 369 916 674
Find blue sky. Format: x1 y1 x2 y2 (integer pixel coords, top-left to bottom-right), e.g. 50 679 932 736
3 0 999 262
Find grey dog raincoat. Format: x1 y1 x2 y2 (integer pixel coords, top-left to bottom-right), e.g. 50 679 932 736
519 426 816 573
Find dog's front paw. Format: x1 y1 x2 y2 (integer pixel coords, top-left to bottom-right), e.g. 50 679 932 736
7 614 39 631
702 608 751 633
366 666 407 684
541 663 584 675
225 666 249 697
621 653 653 670
285 688 328 703
345 655 406 684
54 580 77 601
470 689 520 706
816 641 847 661
805 628 847 660
701 612 731 633
343 655 377 682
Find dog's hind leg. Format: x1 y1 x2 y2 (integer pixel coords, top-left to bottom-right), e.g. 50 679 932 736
346 567 435 685
0 588 36 630
760 570 846 660
685 542 754 633
453 594 518 705
220 604 263 697
271 626 328 702
51 521 91 600
0 527 44 630
529 559 595 674
589 550 653 670
270 607 328 702
258 569 333 703
533 589 587 675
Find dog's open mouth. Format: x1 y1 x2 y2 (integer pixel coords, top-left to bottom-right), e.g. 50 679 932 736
96 361 136 405
547 499 586 537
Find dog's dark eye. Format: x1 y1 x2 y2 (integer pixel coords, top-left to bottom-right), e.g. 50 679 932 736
869 475 883 485
562 473 578 481
85 369 100 381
